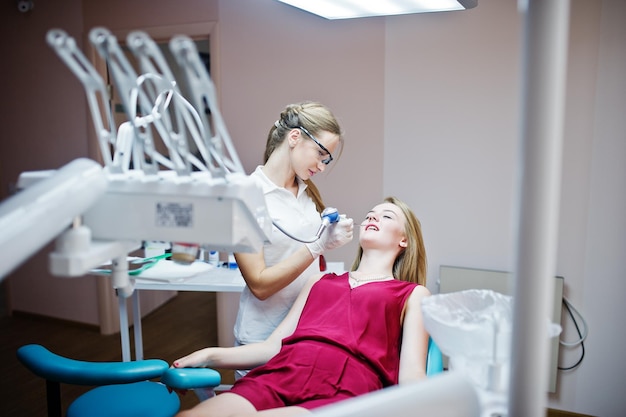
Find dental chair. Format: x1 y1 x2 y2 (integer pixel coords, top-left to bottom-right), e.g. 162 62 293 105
16 344 219 417
18 339 442 417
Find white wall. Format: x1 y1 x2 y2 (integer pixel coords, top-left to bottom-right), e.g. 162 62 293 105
384 0 626 416
574 1 626 415
384 0 520 290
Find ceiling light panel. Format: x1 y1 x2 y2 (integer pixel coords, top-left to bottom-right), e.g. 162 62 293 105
277 0 477 20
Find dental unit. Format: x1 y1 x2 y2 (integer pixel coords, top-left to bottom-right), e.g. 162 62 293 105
0 28 273 296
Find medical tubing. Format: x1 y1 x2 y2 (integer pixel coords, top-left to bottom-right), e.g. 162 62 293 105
271 221 319 243
558 298 586 371
559 296 588 347
272 207 340 243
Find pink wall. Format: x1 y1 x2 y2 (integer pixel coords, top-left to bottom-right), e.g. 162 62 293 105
0 0 99 323
0 0 88 183
83 0 218 30
217 0 385 265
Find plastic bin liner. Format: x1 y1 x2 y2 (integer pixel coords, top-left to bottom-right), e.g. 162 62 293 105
421 289 513 364
421 289 561 395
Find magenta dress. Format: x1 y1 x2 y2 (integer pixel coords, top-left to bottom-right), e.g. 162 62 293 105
229 272 419 410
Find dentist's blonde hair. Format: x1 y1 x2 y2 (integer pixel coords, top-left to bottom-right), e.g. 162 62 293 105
265 101 344 212
351 196 427 286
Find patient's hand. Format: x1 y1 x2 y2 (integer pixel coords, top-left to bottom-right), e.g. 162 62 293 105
172 347 213 368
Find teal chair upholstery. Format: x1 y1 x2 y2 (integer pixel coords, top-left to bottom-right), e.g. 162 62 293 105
426 337 444 376
17 344 182 417
161 366 222 390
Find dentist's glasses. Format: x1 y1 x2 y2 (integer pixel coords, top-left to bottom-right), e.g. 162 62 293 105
298 126 334 165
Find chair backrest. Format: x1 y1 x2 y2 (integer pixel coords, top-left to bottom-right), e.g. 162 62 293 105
425 337 444 376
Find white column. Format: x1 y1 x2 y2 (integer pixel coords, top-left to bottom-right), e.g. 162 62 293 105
509 1 570 416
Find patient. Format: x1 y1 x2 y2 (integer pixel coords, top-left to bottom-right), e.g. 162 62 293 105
172 196 431 417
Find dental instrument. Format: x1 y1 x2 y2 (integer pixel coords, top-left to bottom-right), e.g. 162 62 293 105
271 206 340 243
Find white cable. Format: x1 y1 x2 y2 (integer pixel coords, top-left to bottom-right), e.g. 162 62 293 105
559 296 588 347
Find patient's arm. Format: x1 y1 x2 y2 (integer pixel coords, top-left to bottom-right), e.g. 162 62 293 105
398 285 431 384
173 273 323 370
172 343 274 370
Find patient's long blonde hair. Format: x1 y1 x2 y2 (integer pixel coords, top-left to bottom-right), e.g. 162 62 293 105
351 196 427 286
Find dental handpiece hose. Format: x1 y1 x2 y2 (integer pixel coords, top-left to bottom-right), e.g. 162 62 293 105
272 207 340 243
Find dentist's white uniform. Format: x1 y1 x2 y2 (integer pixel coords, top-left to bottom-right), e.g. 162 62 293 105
233 166 321 376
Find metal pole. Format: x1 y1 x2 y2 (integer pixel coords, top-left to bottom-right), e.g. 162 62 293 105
119 296 131 362
510 1 570 416
133 290 144 360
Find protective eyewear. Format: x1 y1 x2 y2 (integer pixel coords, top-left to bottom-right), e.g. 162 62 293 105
298 126 334 165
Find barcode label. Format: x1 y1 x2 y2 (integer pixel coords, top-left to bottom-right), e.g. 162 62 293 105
156 202 193 228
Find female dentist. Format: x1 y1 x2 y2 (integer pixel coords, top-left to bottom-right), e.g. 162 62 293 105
233 101 354 377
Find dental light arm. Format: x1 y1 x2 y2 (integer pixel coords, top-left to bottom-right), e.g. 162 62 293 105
89 27 166 175
46 31 116 170
85 28 243 179
169 35 245 176
125 30 192 176
127 31 218 176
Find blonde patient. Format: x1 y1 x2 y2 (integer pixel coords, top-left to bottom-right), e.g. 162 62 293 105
171 196 431 417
